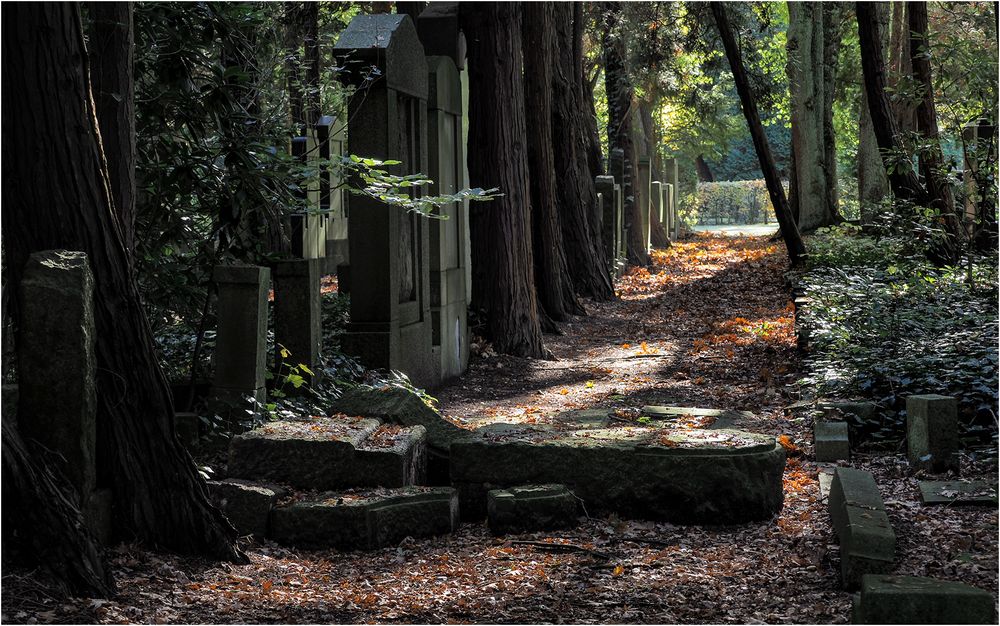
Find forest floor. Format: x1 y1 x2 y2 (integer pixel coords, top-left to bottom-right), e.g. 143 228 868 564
3 234 997 624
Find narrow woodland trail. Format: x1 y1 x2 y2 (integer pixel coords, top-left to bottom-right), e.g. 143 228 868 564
5 235 995 625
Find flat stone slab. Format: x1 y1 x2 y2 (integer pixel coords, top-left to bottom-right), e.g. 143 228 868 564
451 423 784 524
208 479 285 538
852 574 996 624
918 480 998 506
487 484 579 535
815 421 850 462
269 486 459 550
640 405 750 429
829 468 895 590
228 417 426 489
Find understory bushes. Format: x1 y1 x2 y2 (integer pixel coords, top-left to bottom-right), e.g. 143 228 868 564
683 180 777 226
798 224 998 449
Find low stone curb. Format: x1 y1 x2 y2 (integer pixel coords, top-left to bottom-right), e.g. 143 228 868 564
851 574 996 624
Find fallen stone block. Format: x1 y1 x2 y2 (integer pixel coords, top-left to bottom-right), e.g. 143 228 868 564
208 479 284 538
829 467 895 589
269 486 459 549
487 484 579 535
852 574 996 624
918 480 998 506
356 425 428 487
906 395 959 473
814 421 850 462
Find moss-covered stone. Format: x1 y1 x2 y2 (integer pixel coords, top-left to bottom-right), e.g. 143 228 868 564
829 468 895 590
852 575 996 624
487 484 579 535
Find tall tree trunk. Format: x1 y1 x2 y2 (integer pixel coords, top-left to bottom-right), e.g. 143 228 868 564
553 2 616 299
522 2 584 324
858 2 891 218
582 68 605 180
461 2 549 359
1 2 243 561
909 1 960 243
712 3 806 266
822 3 844 224
88 1 135 257
695 155 715 182
888 2 916 135
856 2 928 205
601 2 648 267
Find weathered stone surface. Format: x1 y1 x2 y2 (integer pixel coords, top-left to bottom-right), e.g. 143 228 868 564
269 486 459 549
640 406 748 429
330 385 470 456
815 421 850 462
487 484 579 535
208 479 283 537
356 425 428 487
273 258 322 384
18 250 97 499
829 467 895 589
852 574 996 624
906 395 959 473
451 424 785 524
553 408 612 429
918 480 998 506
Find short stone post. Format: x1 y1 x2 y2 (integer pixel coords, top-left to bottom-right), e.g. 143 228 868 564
663 157 680 239
650 180 668 249
18 251 97 501
210 265 269 423
906 395 959 473
274 258 322 385
637 156 652 253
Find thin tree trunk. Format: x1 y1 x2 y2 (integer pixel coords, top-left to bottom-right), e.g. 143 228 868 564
554 2 616 299
712 3 806 266
822 3 844 224
88 1 135 257
461 2 549 359
858 2 891 217
888 2 916 135
522 2 584 323
695 155 715 182
1 2 243 561
601 2 648 267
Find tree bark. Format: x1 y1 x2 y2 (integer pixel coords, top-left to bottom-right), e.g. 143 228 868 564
695 155 715 182
858 2 891 217
712 3 806 266
88 1 135 257
822 3 845 224
303 2 321 126
1 2 243 561
553 2 616 300
461 2 549 359
601 2 648 267
285 2 304 131
637 98 671 249
888 2 916 134
522 2 584 324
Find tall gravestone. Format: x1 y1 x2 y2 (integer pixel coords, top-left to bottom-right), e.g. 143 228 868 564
609 148 628 268
663 157 680 239
664 182 675 241
637 156 652 253
595 175 618 276
274 258 322 384
334 14 437 388
211 265 269 422
419 6 470 382
650 180 666 249
316 115 350 275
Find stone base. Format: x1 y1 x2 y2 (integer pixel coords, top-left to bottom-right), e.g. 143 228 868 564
487 484 579 535
815 421 850 462
269 486 459 550
852 574 996 624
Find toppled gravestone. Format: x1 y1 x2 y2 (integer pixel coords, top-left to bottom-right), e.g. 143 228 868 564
829 467 895 589
452 423 785 523
918 480 998 506
851 574 996 624
269 486 459 550
207 478 285 538
228 416 427 489
487 484 579 535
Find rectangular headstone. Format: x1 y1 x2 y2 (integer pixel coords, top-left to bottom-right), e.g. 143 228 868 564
815 421 850 462
316 115 350 274
595 175 617 276
637 156 652 253
273 258 322 385
906 395 959 473
663 157 680 239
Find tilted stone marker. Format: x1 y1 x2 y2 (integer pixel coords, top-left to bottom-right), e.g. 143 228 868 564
273 258 322 384
334 13 438 388
918 480 998 506
814 421 850 462
906 395 959 473
829 467 895 589
210 265 269 423
487 484 580 535
852 574 996 624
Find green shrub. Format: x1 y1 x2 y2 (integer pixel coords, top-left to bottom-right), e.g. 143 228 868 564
685 180 777 226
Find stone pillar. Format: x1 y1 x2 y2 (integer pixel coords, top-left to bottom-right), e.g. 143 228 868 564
211 265 269 422
906 395 959 473
650 180 664 248
334 14 437 388
613 182 626 276
18 250 97 499
637 156 652 253
663 157 680 239
317 115 350 275
595 175 617 275
274 258 322 384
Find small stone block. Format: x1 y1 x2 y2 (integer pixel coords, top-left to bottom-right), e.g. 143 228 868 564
906 395 959 473
829 467 895 590
487 484 579 535
918 480 998 506
815 421 850 462
208 479 282 538
852 574 996 624
355 425 428 487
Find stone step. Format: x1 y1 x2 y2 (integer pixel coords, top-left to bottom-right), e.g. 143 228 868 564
227 416 427 489
851 574 995 624
487 484 580 535
269 486 459 550
829 467 896 590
